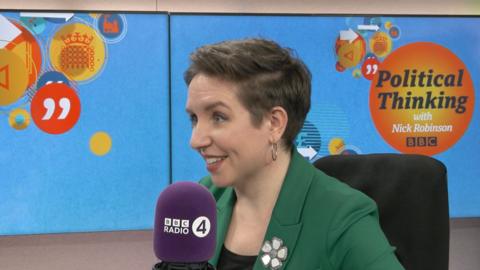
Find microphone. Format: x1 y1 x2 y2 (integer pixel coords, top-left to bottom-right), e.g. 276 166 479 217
153 181 217 270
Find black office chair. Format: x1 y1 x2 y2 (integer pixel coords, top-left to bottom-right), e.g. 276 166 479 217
313 153 449 270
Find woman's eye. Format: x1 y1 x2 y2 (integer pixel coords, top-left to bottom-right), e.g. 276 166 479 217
189 114 198 126
213 113 227 123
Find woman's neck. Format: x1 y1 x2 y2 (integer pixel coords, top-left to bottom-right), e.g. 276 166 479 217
232 148 291 218
224 149 292 255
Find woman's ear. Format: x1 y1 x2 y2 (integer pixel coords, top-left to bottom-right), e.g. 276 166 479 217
268 106 288 143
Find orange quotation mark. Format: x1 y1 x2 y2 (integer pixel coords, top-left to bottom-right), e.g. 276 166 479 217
31 83 81 134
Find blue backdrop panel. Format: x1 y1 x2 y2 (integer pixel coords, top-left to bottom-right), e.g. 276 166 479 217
170 15 480 218
0 12 170 235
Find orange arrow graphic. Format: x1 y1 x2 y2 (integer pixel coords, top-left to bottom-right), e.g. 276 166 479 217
344 50 354 62
0 65 9 90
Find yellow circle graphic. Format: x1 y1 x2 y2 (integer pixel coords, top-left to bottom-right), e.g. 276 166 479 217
90 131 112 156
0 50 29 106
49 23 106 82
328 138 345 155
384 21 393 30
352 68 362 78
369 31 392 58
8 108 31 130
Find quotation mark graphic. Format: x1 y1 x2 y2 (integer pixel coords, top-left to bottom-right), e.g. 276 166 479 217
365 63 378 75
362 55 381 80
31 83 81 134
42 97 71 120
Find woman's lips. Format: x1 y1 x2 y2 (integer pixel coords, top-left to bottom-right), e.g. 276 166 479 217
205 156 227 173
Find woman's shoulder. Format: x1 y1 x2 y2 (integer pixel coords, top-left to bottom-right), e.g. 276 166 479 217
306 167 379 222
290 150 376 213
311 166 374 202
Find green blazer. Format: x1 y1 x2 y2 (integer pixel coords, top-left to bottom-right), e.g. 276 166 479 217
200 150 405 270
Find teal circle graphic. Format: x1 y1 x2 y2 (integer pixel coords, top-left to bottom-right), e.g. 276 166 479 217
295 120 321 160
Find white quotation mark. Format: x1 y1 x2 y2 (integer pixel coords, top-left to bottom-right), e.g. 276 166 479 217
192 216 211 238
42 98 71 120
366 64 378 75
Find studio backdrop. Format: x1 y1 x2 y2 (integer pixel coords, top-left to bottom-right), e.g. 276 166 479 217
0 12 478 235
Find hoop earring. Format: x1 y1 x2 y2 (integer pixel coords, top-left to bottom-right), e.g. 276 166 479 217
271 142 278 161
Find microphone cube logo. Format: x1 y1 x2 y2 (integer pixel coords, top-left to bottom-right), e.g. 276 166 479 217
163 216 211 238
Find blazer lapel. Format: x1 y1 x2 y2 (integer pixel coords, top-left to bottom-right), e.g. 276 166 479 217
210 187 235 266
253 150 314 270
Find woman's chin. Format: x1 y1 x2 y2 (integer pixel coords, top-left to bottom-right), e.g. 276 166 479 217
211 176 233 188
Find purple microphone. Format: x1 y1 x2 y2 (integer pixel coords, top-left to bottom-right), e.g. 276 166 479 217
153 181 216 270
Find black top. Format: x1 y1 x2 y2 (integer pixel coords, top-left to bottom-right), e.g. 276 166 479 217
217 245 257 270
152 261 215 270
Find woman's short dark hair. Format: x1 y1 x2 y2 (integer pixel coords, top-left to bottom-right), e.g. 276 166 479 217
184 38 311 150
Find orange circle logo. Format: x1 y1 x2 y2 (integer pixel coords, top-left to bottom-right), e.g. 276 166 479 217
370 42 474 155
335 31 366 72
49 23 106 82
31 83 81 134
369 31 392 58
0 50 29 106
6 21 43 89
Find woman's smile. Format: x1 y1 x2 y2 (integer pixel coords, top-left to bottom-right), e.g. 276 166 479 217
204 155 228 173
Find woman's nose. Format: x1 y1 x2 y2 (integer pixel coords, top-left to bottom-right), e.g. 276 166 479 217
189 122 211 151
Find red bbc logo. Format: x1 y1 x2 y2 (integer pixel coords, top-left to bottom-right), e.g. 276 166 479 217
406 137 438 147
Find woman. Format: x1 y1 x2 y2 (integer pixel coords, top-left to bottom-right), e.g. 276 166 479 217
184 38 404 270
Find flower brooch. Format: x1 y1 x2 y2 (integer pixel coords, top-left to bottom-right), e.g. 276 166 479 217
260 237 288 269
